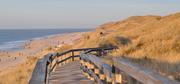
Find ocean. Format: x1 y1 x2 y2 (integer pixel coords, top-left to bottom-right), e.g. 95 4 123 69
0 29 92 51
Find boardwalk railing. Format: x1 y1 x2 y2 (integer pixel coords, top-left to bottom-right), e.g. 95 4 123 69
80 52 179 84
29 47 179 84
29 47 114 84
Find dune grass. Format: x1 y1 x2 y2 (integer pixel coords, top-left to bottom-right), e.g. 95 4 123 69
0 57 38 84
75 12 180 81
56 44 72 52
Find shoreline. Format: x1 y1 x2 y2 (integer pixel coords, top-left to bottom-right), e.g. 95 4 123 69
0 32 87 76
0 28 94 51
0 32 80 51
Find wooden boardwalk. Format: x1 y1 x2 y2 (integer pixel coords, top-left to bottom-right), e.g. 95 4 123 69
48 61 94 84
29 48 179 84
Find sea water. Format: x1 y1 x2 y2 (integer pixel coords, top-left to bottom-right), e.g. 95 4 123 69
0 29 92 51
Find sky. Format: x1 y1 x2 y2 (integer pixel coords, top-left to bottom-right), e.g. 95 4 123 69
0 0 180 29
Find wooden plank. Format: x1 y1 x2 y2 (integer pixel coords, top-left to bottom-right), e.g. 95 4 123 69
80 54 114 83
29 54 52 84
114 67 122 84
82 54 104 69
57 47 115 57
102 63 113 79
83 66 103 84
113 58 179 84
82 54 113 78
49 61 94 84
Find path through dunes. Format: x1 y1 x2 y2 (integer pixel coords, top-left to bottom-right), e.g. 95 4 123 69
29 48 179 84
48 61 94 84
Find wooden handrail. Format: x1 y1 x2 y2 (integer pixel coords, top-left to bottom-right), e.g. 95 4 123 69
80 53 114 84
29 47 114 84
29 46 179 84
57 47 115 56
80 53 179 84
29 53 54 84
113 58 179 84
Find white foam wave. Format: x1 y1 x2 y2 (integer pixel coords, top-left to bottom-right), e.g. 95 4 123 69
0 40 26 51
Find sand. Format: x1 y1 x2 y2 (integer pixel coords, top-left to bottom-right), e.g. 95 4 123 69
0 32 85 76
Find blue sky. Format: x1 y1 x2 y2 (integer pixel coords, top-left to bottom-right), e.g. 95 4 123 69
0 0 180 29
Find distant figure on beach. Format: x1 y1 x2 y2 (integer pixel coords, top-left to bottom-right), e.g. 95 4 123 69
99 32 104 36
19 52 23 56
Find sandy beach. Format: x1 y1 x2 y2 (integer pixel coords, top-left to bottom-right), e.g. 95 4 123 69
0 32 85 77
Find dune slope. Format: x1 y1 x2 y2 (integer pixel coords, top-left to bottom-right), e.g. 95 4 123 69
74 12 180 81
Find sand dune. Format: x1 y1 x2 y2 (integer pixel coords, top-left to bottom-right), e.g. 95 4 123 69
72 12 180 81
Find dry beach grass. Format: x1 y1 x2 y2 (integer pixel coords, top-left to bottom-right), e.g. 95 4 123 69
75 12 180 81
0 57 37 84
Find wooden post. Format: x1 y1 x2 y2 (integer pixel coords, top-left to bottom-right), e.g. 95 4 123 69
86 61 92 79
81 60 89 78
82 60 88 78
99 74 106 83
115 72 122 84
68 53 71 63
106 75 112 84
77 52 81 60
65 54 68 64
99 70 106 83
112 65 122 84
86 66 91 79
94 68 103 84
97 49 102 56
90 62 95 81
72 51 74 61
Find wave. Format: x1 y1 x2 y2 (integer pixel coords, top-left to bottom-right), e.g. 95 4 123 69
0 33 63 51
0 29 91 51
0 40 26 51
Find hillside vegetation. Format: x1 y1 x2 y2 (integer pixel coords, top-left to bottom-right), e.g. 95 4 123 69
73 12 180 81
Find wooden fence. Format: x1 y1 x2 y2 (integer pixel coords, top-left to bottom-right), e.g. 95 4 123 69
80 51 179 84
29 47 114 84
29 47 179 84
